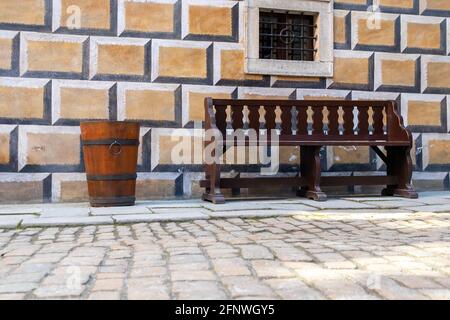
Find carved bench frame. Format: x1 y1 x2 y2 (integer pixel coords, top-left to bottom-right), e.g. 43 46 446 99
201 98 418 203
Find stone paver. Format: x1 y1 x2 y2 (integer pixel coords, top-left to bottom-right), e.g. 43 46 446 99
405 205 450 213
0 215 36 229
40 208 90 218
264 278 325 299
211 258 252 276
0 192 448 229
298 199 377 210
0 207 42 215
90 206 151 216
112 212 209 224
363 200 425 209
0 192 449 299
21 216 114 228
239 245 274 260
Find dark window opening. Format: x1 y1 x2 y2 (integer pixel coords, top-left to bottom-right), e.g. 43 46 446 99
259 10 317 61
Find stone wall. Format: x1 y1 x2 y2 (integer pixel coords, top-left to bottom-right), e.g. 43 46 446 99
0 0 450 203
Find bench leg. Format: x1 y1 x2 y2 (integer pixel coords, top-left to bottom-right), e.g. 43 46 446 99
382 146 418 199
297 146 327 201
231 173 241 196
202 163 225 204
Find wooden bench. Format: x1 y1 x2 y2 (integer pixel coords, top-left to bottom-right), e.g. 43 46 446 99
201 98 418 204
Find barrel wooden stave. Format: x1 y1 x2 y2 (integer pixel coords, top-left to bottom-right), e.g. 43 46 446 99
83 146 138 176
80 121 140 207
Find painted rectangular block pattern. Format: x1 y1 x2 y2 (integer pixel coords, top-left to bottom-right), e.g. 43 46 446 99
26 133 79 165
380 0 414 9
157 135 203 166
428 140 450 164
27 41 83 73
0 132 10 164
427 62 450 89
188 5 232 36
407 23 441 49
0 33 14 70
96 43 146 76
59 0 111 30
21 34 87 75
0 174 50 203
375 53 419 90
0 0 46 25
383 60 415 86
0 180 45 202
59 180 88 202
19 127 80 169
136 179 177 199
0 86 44 119
408 101 442 126
335 0 367 4
59 87 109 121
421 0 450 11
122 88 176 121
334 12 348 45
331 146 370 165
0 79 48 120
123 0 175 33
333 56 370 85
0 0 450 202
52 80 114 124
219 49 263 81
158 46 208 79
353 14 397 47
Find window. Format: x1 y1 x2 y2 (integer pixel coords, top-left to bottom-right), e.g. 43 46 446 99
245 0 333 77
259 11 317 61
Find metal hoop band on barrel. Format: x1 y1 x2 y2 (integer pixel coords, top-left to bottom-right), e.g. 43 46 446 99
89 196 136 206
82 139 140 157
82 139 140 146
86 174 138 181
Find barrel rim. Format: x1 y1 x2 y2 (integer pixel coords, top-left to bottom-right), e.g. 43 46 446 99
80 120 140 126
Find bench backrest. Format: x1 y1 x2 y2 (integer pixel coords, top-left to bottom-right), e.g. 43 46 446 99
205 98 411 144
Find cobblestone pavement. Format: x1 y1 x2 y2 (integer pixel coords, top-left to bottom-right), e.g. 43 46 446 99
0 193 449 299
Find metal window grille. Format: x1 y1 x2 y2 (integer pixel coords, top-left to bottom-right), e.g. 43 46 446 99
259 11 317 61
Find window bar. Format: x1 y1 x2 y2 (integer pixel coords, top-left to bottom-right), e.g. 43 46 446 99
259 11 316 61
270 19 274 59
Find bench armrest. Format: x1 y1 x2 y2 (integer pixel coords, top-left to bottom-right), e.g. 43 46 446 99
387 101 412 145
204 97 218 131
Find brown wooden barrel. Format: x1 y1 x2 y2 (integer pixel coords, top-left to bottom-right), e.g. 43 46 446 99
80 121 140 207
